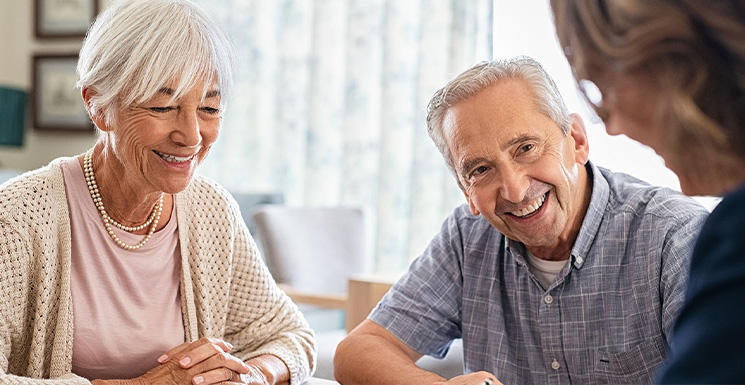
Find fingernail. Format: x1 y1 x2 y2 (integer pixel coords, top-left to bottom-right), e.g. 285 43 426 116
157 354 168 363
193 375 204 384
226 342 234 350
180 357 191 367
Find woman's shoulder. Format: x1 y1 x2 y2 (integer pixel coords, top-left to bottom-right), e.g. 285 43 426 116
0 160 66 218
178 175 241 221
181 175 234 204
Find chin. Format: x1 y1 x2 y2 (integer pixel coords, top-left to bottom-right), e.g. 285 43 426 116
677 168 735 196
679 186 706 197
161 178 195 195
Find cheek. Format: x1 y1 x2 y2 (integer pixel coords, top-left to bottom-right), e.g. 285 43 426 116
196 122 221 160
605 103 645 137
200 121 221 145
468 184 498 212
608 84 667 146
605 110 656 148
114 119 150 157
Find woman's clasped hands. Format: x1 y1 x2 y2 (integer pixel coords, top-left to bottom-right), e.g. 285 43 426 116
135 337 270 385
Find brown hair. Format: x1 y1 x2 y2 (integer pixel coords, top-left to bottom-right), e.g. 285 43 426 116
551 0 745 166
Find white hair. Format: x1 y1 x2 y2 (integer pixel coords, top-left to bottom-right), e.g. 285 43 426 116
76 0 236 127
426 56 572 184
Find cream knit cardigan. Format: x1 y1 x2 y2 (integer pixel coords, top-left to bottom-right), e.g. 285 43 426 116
0 157 316 384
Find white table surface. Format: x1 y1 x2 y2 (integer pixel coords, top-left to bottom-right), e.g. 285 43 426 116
304 378 339 385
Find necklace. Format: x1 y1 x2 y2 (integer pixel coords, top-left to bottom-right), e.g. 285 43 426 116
83 149 163 250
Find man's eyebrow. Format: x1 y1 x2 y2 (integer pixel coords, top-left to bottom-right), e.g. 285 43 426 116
158 87 175 95
205 90 221 98
460 157 488 176
504 133 540 149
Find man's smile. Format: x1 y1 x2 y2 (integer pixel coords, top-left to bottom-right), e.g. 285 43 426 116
508 192 549 218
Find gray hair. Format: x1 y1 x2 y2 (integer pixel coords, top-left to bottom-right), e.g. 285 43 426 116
426 56 572 182
76 0 237 127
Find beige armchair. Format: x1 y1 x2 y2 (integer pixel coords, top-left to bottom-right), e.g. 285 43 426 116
250 204 463 380
250 205 370 379
250 205 369 319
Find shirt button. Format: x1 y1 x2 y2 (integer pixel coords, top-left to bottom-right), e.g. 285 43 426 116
575 256 584 265
551 359 561 371
544 295 554 304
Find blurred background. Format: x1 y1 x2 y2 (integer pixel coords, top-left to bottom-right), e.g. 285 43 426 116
0 0 718 274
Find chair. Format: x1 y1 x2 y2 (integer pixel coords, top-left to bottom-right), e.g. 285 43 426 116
251 204 463 380
229 192 284 258
251 205 369 379
250 204 369 310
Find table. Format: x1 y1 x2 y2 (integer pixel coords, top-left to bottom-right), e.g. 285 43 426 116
304 377 340 384
345 272 400 332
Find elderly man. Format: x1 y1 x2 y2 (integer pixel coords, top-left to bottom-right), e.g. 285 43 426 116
333 57 709 385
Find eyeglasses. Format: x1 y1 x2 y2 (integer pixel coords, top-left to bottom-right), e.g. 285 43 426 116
578 77 611 122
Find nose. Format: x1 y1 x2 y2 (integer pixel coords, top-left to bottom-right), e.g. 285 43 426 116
172 110 202 147
498 166 528 204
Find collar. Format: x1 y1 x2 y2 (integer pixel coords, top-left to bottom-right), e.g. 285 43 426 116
568 160 609 269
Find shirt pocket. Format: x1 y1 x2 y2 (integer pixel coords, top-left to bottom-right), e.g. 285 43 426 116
593 336 666 385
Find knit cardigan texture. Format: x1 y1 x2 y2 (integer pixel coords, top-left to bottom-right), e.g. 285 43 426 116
0 157 316 384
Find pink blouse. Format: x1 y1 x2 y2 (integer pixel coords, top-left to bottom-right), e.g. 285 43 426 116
61 157 185 380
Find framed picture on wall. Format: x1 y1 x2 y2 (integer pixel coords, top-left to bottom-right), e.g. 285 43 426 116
31 54 93 131
35 0 98 38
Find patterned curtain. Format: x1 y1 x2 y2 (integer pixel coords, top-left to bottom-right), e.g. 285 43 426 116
197 0 493 272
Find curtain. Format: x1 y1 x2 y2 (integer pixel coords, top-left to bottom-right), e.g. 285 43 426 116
198 0 493 272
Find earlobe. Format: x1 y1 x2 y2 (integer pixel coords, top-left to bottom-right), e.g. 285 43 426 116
569 113 590 164
82 87 109 131
81 87 95 113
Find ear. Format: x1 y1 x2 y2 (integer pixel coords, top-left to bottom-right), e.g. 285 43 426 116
461 188 481 216
82 87 110 132
569 113 590 165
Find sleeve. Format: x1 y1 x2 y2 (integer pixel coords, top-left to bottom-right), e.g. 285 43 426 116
658 194 745 383
0 220 90 385
657 202 709 341
368 210 466 359
221 201 316 384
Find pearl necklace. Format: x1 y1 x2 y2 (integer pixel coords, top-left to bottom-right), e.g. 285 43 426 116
83 149 163 250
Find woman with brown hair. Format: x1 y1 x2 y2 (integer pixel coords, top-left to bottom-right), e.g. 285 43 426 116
551 1 745 382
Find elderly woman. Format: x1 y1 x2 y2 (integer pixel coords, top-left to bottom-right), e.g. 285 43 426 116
551 0 745 383
0 0 315 384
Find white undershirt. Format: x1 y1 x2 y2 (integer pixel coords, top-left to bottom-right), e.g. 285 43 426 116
525 251 568 290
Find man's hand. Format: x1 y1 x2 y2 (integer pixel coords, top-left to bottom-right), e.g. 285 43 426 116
431 372 501 385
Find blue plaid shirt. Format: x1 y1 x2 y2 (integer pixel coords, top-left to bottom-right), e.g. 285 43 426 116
370 162 709 385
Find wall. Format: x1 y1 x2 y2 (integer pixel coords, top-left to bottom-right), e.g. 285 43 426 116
0 0 98 171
